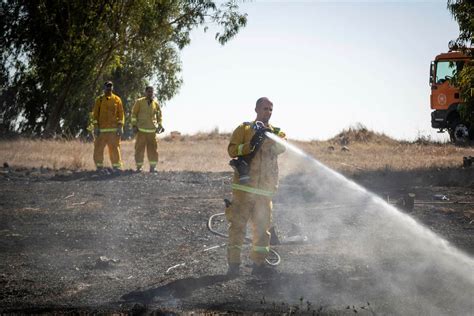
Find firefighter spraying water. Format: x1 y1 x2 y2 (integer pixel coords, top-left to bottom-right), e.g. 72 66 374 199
225 97 286 277
206 119 474 314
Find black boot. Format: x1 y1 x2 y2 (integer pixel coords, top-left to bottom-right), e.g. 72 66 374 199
227 263 240 277
251 264 276 278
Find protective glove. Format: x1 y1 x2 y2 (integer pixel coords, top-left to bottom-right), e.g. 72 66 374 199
132 126 138 135
93 127 100 137
156 125 165 134
116 125 123 137
250 130 266 149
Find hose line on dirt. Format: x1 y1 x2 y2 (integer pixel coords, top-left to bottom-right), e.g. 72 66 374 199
207 212 281 266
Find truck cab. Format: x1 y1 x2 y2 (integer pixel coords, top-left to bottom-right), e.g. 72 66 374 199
430 50 471 143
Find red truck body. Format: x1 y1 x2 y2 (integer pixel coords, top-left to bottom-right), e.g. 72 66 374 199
430 50 472 142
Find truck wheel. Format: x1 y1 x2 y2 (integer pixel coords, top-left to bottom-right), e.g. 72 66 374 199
449 121 470 145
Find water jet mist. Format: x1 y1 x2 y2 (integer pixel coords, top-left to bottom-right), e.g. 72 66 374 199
266 132 474 315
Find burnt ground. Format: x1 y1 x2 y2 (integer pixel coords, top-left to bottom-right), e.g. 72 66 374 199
0 166 473 315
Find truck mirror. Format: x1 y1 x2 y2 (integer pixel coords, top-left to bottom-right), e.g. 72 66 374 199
429 61 434 85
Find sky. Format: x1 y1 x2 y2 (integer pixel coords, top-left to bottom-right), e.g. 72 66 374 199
162 0 460 141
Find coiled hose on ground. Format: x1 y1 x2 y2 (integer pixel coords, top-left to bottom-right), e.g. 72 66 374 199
207 212 281 266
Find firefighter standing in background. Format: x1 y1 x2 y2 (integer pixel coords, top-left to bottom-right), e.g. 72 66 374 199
131 86 164 173
226 97 286 277
92 81 124 171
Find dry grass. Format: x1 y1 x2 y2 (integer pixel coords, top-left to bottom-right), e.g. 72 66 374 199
0 129 472 173
0 136 230 172
286 140 472 175
329 123 399 146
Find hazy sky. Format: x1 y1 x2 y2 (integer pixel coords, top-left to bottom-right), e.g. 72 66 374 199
163 0 459 141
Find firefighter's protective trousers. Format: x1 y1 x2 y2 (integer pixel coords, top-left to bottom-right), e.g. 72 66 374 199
226 121 286 265
135 131 158 168
226 190 272 265
93 132 122 168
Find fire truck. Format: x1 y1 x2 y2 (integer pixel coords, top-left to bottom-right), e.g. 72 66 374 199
430 48 472 143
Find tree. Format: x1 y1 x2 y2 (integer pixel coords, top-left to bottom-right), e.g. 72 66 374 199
447 0 474 128
0 0 247 137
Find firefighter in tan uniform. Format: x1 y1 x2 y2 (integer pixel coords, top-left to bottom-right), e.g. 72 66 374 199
226 97 286 277
92 81 124 171
131 86 164 172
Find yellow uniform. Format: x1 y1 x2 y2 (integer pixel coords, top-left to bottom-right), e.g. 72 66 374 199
131 97 162 169
92 93 124 169
226 121 286 265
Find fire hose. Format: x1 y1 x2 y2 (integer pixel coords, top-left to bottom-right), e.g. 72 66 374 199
207 212 281 266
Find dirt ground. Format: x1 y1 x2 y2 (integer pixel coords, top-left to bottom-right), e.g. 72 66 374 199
0 165 473 315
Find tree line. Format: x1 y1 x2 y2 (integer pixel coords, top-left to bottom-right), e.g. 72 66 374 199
1 1 472 137
448 0 474 127
0 0 246 137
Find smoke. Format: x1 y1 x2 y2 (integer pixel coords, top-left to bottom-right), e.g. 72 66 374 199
266 133 474 315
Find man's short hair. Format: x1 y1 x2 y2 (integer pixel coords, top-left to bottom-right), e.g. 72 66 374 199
256 97 272 108
104 81 113 87
145 85 154 91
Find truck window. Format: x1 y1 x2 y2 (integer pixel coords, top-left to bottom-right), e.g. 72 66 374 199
435 60 464 84
435 61 456 83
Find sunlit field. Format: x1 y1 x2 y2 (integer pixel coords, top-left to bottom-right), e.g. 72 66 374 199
0 127 471 174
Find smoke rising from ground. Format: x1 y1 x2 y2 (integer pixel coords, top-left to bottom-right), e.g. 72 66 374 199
268 133 474 315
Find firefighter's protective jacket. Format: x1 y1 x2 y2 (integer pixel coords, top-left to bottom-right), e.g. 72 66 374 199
92 93 124 131
131 97 162 133
228 121 286 196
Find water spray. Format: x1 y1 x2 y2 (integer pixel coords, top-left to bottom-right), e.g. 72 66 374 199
265 131 474 266
264 131 474 314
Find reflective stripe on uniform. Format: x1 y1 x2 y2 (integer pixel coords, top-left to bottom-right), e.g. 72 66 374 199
112 163 121 168
131 117 137 123
149 161 157 166
253 245 270 253
136 162 143 166
92 120 98 124
237 144 244 156
138 128 156 133
231 183 274 197
228 245 242 250
100 128 117 132
96 162 103 167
